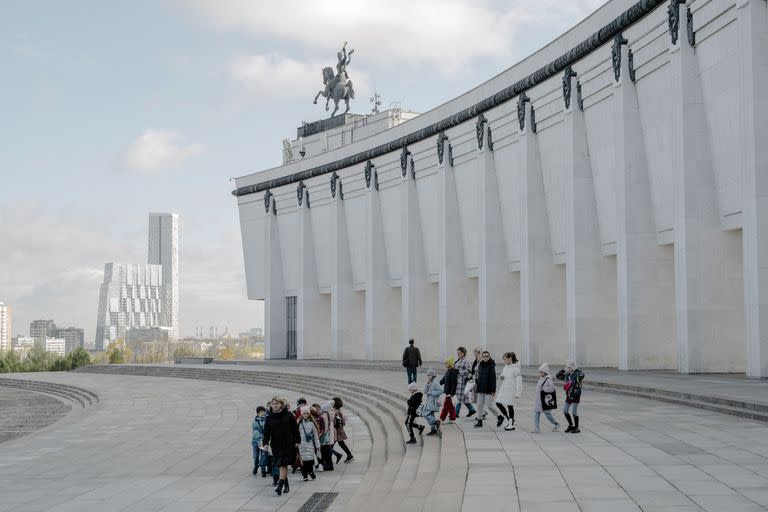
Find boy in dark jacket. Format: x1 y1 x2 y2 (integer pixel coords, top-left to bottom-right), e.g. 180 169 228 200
439 357 459 423
405 382 425 444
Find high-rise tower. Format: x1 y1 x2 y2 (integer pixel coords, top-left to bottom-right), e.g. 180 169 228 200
148 213 179 341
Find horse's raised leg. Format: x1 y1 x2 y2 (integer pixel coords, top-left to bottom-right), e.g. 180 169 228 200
313 91 323 104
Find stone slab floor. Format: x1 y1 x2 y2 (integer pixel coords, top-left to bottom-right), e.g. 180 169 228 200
2 366 768 512
0 373 369 512
200 364 768 512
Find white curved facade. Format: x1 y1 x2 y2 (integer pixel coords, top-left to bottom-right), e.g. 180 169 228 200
235 0 768 376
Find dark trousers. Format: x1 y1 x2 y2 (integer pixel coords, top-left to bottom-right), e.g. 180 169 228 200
405 413 422 438
406 367 417 384
333 440 352 459
496 403 515 421
320 445 334 470
300 459 315 477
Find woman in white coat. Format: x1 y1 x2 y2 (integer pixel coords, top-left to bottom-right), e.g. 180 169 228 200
495 352 523 430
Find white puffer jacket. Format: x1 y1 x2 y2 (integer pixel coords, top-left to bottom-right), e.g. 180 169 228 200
496 362 523 406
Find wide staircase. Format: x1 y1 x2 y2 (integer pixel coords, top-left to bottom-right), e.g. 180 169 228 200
75 364 468 512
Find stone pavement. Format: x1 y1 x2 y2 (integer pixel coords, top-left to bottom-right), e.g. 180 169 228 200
2 365 768 512
0 372 369 512
0 387 70 444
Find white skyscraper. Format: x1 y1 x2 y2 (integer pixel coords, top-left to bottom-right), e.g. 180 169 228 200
0 302 11 352
95 263 163 350
148 213 179 341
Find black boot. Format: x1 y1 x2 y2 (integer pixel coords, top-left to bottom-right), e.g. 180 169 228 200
283 479 290 493
564 413 574 433
496 415 505 427
261 468 267 478
474 418 483 428
418 425 425 435
335 451 342 464
275 479 284 495
466 409 476 418
253 465 258 475
406 436 417 444
272 474 279 486
571 416 580 433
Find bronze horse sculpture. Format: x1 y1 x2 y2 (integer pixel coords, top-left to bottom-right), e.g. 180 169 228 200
313 66 355 117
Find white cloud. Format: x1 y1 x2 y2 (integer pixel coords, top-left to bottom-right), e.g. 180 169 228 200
120 129 204 173
178 0 605 74
229 54 369 101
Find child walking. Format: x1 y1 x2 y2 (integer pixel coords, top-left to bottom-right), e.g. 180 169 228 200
405 382 425 444
297 406 320 481
532 363 560 433
331 397 354 464
423 368 443 436
251 406 268 476
439 357 459 424
556 361 585 433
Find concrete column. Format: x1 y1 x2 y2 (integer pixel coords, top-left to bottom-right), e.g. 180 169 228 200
615 39 676 370
330 193 364 360
737 0 768 377
401 166 439 360
478 142 519 357
296 189 330 359
365 181 401 360
671 3 745 373
520 103 567 366
264 200 286 359
438 146 473 360
563 74 618 368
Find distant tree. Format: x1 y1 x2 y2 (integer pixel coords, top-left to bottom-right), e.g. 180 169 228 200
66 348 92 369
106 340 130 364
217 346 235 361
0 350 25 373
50 357 71 371
25 346 58 372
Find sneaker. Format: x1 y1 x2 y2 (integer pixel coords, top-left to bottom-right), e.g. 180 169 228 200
406 438 417 444
344 455 354 463
466 410 476 418
418 425 425 435
252 466 258 475
552 424 560 432
310 472 316 480
565 425 574 433
496 415 505 428
426 429 438 436
335 452 342 465
303 476 308 481
530 428 541 433
504 419 515 431
473 419 483 428
570 427 581 434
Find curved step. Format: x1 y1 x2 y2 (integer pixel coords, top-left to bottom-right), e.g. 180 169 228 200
0 377 99 408
74 365 466 511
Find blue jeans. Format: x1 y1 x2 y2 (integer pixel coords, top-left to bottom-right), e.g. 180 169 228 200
424 411 438 430
455 402 475 417
534 411 558 430
563 402 579 416
406 367 417 384
252 446 267 467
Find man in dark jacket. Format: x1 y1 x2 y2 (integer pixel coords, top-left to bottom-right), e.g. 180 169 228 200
402 338 422 384
473 351 504 428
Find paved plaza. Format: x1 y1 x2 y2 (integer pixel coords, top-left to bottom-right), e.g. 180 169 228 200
1 364 768 511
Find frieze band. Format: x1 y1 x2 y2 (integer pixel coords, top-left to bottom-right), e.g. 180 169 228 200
234 0 667 198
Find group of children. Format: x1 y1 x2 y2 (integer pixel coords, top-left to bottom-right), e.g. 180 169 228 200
405 346 586 442
251 396 354 496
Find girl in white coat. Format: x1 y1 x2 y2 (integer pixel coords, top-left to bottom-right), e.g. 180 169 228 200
495 352 523 430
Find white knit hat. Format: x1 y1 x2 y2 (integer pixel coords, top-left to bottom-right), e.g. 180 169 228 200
407 382 419 392
426 368 437 377
538 363 550 374
566 360 577 369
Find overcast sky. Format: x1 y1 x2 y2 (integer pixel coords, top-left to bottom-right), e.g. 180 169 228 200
0 0 603 342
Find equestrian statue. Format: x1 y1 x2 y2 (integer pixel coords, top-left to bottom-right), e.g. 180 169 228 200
314 42 356 117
